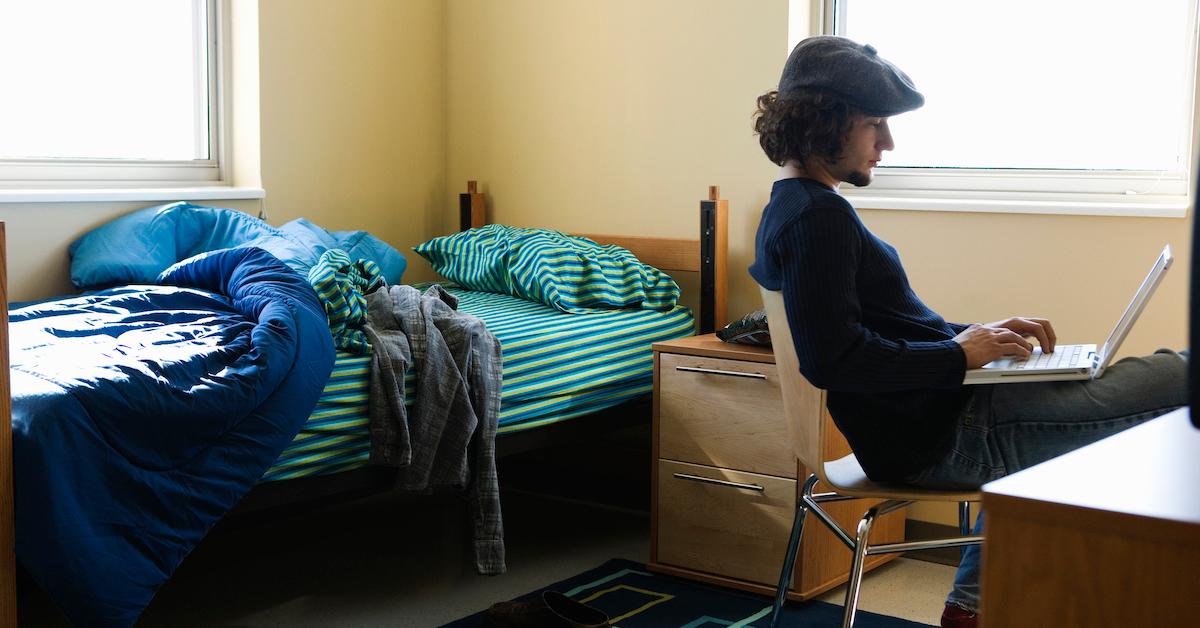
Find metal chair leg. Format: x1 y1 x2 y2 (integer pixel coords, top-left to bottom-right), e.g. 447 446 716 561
841 506 879 628
958 501 971 558
770 475 819 628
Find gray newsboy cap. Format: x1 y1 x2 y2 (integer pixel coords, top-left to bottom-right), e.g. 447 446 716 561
778 35 924 117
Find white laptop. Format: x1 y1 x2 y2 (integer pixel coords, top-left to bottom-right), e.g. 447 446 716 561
963 244 1173 385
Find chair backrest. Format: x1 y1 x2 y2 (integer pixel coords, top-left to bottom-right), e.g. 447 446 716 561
760 287 830 476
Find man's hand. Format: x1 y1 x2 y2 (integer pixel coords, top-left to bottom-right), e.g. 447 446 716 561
953 324 1036 369
986 317 1057 354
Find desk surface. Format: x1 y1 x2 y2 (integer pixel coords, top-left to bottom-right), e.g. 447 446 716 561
984 407 1200 537
982 408 1200 627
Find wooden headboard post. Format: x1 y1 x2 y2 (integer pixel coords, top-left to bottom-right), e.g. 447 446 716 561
459 180 487 231
457 181 727 335
699 186 729 334
0 222 15 628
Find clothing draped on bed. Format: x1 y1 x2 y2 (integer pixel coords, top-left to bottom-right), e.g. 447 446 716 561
262 285 696 481
364 284 505 575
10 247 335 627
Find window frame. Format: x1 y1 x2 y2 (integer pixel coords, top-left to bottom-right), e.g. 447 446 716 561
0 0 251 197
817 0 1200 217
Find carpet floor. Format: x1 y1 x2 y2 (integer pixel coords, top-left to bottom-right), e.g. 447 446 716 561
444 558 932 628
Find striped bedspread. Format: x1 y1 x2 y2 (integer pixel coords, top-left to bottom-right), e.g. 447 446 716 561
262 286 694 480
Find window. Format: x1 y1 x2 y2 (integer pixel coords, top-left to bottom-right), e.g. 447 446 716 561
820 0 1200 216
0 0 227 189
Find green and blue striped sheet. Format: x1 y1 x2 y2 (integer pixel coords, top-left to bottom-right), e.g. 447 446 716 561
262 286 694 481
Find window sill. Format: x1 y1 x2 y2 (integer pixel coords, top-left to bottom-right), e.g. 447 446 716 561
0 186 265 204
842 191 1189 218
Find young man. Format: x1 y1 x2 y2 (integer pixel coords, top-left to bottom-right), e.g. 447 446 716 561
749 35 1187 628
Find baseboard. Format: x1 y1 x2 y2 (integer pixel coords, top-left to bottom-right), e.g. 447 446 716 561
904 520 964 567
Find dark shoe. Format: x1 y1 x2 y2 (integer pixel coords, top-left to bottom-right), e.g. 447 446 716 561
483 591 610 627
940 603 978 628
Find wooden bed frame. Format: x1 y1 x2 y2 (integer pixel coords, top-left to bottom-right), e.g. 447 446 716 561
1 224 15 628
0 183 728 622
460 180 728 334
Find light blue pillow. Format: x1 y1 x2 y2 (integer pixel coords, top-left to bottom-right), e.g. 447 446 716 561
69 202 277 288
70 202 408 289
330 227 408 286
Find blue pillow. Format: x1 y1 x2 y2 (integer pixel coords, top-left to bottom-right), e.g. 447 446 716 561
69 202 276 288
69 202 408 289
277 219 407 285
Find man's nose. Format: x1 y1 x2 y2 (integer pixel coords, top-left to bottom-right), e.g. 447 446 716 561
878 129 895 151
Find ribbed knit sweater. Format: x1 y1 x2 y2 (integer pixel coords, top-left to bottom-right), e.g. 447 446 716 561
750 177 972 481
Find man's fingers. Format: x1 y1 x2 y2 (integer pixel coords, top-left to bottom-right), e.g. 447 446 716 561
1033 318 1057 351
998 340 1033 359
1009 317 1053 353
996 328 1034 352
1023 320 1051 353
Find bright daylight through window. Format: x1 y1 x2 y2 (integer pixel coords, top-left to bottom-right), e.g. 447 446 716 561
0 0 218 185
824 0 1199 215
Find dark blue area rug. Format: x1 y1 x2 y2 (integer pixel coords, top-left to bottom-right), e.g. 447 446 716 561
443 558 932 627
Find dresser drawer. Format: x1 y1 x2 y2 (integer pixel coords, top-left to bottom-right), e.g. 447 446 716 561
656 459 797 587
658 353 794 477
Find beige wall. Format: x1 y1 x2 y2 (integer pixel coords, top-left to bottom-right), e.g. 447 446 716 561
259 0 446 284
445 0 787 305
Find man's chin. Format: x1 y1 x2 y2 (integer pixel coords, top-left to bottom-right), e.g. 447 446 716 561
845 170 873 187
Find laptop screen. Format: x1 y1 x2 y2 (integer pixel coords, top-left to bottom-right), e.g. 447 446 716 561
1094 245 1173 379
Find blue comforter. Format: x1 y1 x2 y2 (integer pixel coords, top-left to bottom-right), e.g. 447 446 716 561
11 247 335 627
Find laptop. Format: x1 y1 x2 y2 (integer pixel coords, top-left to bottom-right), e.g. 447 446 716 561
963 244 1173 385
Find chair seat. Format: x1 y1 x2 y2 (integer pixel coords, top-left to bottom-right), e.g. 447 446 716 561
822 453 982 502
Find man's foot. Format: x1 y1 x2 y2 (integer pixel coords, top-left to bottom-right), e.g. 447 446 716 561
940 603 978 628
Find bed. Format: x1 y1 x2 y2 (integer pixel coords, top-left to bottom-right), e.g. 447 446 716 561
234 182 727 511
0 182 728 627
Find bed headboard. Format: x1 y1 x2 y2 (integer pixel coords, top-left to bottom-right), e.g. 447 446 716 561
458 181 728 333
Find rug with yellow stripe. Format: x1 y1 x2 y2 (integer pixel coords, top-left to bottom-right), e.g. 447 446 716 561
442 558 930 627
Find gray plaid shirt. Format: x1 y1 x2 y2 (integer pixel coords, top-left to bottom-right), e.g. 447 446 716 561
364 284 505 575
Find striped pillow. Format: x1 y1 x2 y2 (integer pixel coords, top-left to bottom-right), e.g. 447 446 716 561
415 225 680 313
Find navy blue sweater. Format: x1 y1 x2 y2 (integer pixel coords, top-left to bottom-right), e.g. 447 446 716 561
750 177 972 481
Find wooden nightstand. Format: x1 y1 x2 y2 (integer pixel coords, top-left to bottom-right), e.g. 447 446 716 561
648 334 905 600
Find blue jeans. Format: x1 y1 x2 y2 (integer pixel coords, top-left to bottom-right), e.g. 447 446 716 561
903 349 1188 612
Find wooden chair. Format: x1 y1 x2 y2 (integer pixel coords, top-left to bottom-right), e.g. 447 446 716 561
760 288 983 628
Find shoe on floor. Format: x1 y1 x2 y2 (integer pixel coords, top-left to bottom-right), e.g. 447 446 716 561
940 603 978 628
483 590 610 627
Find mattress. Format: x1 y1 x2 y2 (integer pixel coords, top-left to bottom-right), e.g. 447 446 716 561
262 287 695 480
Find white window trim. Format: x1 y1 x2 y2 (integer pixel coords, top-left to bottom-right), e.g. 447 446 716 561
0 0 263 204
0 187 264 204
812 0 1200 218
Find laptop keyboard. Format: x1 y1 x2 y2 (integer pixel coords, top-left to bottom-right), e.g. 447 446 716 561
1012 345 1083 370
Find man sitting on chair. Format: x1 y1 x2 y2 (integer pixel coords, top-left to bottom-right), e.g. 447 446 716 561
748 35 1187 628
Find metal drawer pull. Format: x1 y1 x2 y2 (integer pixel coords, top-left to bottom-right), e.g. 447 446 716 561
673 472 765 492
675 366 767 380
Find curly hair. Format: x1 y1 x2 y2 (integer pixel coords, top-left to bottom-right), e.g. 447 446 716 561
753 89 860 167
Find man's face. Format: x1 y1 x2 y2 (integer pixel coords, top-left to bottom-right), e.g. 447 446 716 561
830 115 894 187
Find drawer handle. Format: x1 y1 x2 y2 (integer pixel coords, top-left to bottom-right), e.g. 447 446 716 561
673 472 765 492
675 366 767 380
